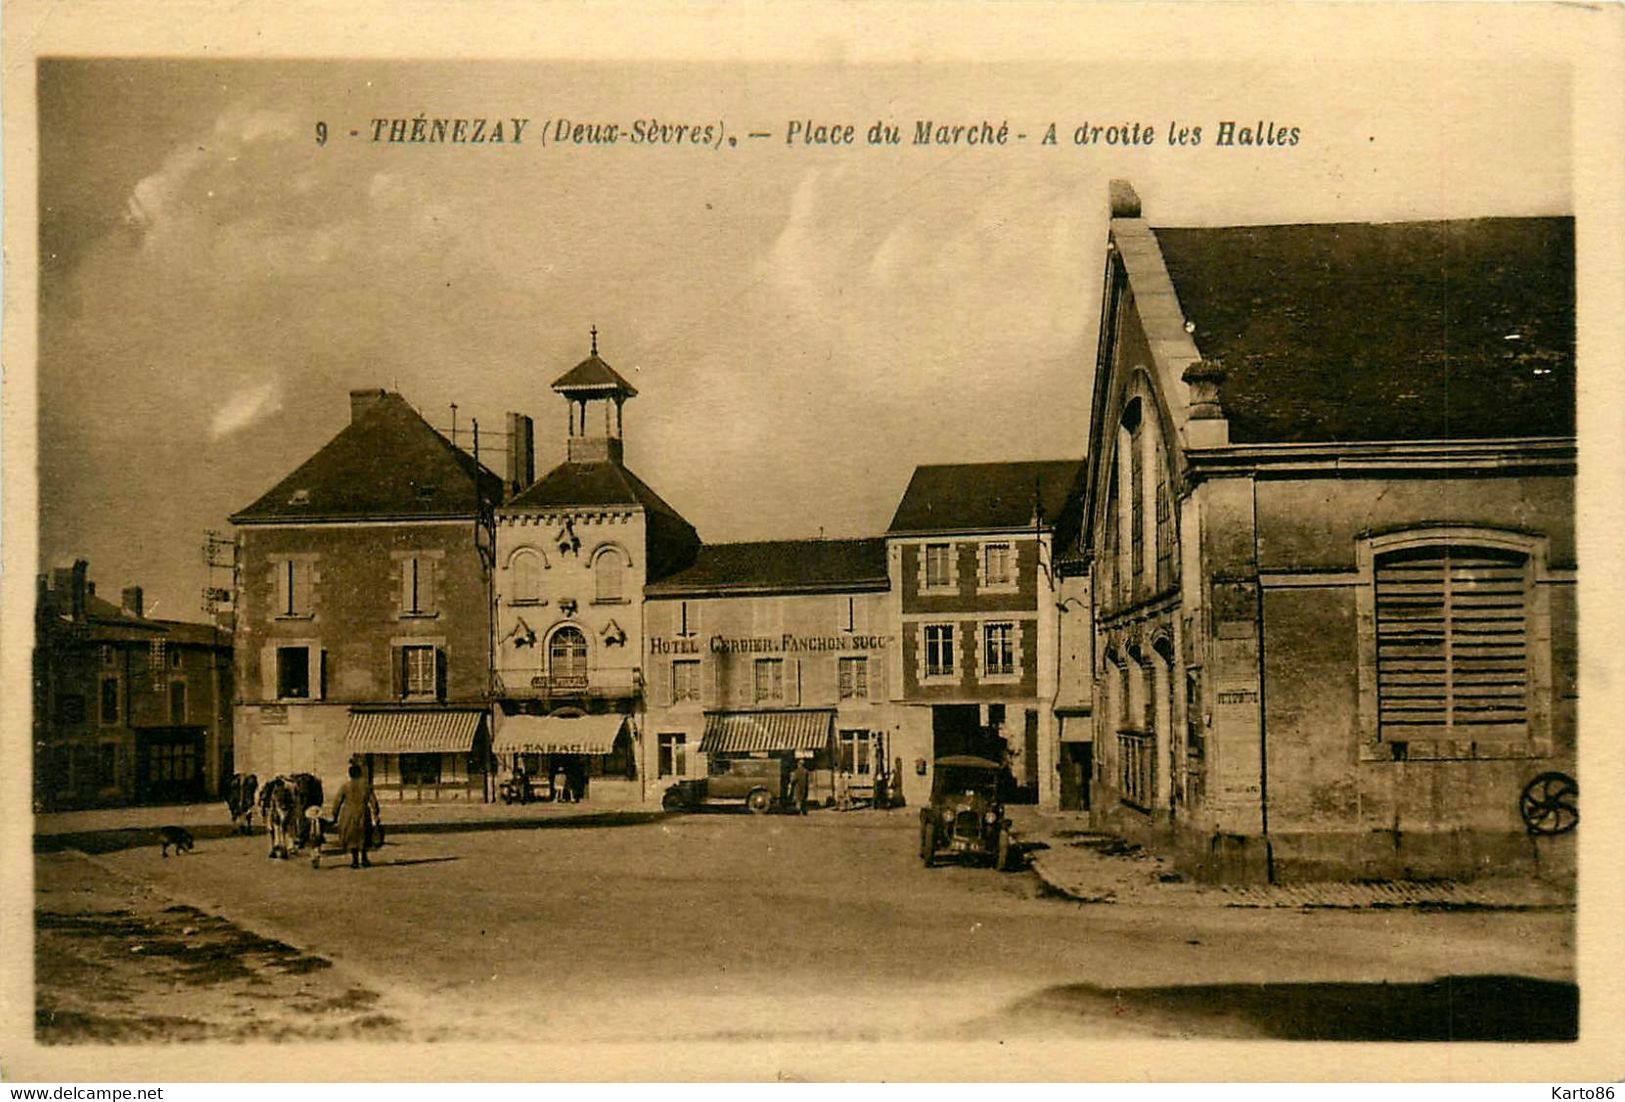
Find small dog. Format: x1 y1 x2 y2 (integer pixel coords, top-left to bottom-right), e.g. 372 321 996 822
157 825 194 857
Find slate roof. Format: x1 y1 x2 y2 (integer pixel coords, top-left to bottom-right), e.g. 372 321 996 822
645 538 889 596
230 393 502 522
1152 217 1575 444
504 460 691 524
887 460 1084 535
37 587 226 645
551 354 638 397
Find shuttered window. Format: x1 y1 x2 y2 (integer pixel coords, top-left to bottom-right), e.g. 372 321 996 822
1375 546 1529 741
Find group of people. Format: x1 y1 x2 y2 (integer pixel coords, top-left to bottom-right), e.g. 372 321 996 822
788 758 908 813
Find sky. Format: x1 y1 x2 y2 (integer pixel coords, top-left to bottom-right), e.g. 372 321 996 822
35 58 1571 622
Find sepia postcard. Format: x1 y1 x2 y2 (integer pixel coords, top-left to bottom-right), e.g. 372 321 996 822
3 0 1623 1085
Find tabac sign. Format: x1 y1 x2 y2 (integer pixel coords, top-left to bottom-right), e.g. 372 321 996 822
649 633 894 656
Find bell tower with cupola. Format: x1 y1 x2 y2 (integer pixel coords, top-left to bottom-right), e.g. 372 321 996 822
552 326 638 466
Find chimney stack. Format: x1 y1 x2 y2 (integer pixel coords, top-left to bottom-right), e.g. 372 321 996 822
505 412 535 498
70 560 88 622
121 586 144 618
349 388 389 423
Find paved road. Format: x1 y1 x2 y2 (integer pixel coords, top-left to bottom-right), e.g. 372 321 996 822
79 810 1576 1043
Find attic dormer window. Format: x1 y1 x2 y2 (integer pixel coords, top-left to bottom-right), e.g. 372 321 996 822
289 489 311 506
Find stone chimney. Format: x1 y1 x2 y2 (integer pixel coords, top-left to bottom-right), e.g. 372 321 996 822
121 586 144 618
505 412 535 497
69 559 88 622
349 388 390 422
1109 179 1142 219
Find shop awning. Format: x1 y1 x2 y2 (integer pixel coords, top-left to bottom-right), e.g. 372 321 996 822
493 713 627 755
699 710 835 755
1058 715 1093 743
346 710 484 754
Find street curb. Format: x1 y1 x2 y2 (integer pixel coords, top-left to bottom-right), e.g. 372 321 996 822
1011 828 1576 911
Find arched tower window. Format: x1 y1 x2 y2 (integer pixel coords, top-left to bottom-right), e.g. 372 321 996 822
593 546 627 603
509 547 546 605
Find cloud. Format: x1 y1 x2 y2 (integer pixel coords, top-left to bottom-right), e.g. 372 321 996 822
209 381 283 440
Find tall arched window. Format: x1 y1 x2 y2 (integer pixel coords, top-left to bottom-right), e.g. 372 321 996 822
549 626 588 683
509 548 545 605
593 546 626 603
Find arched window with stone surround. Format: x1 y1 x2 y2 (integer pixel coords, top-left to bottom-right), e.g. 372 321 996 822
508 547 546 605
592 545 627 603
549 626 589 683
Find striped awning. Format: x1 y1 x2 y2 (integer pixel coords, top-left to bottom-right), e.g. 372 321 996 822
493 713 626 755
346 710 483 754
699 710 835 755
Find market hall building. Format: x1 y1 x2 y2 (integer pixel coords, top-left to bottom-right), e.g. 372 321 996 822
1078 181 1576 883
642 538 900 808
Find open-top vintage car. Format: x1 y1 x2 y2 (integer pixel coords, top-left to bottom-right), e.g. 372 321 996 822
920 754 1015 870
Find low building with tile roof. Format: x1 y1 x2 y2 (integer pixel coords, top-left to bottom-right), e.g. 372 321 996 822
229 389 503 803
33 560 233 808
1072 180 1576 884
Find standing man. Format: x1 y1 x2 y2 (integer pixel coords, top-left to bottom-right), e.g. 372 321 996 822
790 758 811 816
332 762 381 869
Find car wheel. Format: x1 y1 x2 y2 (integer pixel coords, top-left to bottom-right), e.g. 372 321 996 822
996 825 1013 871
661 788 686 812
920 821 937 866
746 788 772 814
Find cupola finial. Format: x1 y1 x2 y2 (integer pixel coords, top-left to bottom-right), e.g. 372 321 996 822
590 325 598 357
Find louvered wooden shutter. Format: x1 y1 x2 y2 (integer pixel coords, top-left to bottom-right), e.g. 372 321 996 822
703 658 720 708
292 561 312 616
435 648 448 702
868 653 887 702
1375 547 1529 741
261 644 276 699
787 659 801 706
316 648 327 700
391 646 404 699
422 558 437 614
653 659 672 707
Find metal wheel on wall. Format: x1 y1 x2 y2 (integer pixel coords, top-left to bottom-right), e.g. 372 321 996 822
1519 771 1578 836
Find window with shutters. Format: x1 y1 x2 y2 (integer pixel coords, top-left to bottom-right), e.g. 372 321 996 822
754 658 785 703
276 559 314 618
401 555 437 616
1374 545 1530 745
402 645 438 699
980 542 1014 589
923 543 953 589
673 659 701 703
838 656 868 700
99 676 122 726
276 647 311 699
1101 454 1121 607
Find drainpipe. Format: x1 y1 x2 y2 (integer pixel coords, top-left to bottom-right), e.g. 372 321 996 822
1251 477 1275 884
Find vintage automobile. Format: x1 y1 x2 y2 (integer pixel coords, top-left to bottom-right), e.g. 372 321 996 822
662 756 788 814
920 755 1015 869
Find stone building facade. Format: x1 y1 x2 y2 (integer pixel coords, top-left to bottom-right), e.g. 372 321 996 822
33 561 233 808
230 389 502 801
1077 180 1576 882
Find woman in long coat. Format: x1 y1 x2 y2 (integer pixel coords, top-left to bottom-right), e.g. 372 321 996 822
332 762 381 868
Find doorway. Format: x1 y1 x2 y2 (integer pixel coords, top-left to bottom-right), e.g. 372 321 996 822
1059 742 1092 811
